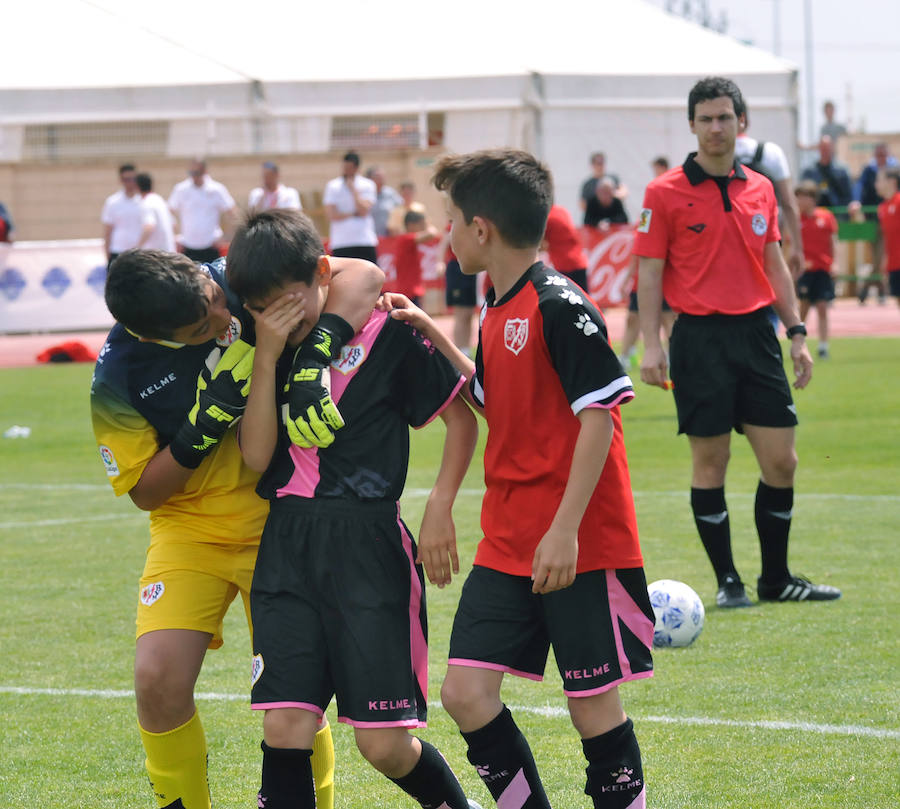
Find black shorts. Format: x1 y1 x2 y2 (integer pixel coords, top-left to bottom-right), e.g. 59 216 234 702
628 291 672 312
669 309 797 436
796 270 835 303
331 245 378 263
445 259 477 308
448 566 654 697
182 246 221 264
250 498 428 728
889 269 900 298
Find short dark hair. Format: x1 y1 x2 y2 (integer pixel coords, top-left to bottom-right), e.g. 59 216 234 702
226 209 324 303
883 167 900 188
135 173 152 193
105 250 208 339
119 164 136 175
343 151 360 166
652 156 669 170
432 149 553 249
404 209 426 229
688 76 745 121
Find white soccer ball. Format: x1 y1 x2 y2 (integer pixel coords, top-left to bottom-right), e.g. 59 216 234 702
648 579 705 648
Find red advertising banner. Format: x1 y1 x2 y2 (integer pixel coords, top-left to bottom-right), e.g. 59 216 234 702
580 224 635 308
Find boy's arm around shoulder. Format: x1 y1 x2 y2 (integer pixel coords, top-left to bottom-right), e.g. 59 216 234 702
326 256 385 332
417 393 479 588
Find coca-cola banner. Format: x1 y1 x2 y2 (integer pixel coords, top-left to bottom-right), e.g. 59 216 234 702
581 224 634 308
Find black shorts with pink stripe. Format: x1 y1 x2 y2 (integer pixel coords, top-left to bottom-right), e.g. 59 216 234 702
448 565 654 696
250 497 429 728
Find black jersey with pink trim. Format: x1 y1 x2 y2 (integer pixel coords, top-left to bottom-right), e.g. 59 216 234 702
257 310 464 502
471 262 642 576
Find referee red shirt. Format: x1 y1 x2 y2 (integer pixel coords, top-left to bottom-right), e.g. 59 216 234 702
543 204 588 274
471 262 642 576
632 153 781 315
800 208 837 272
877 191 900 271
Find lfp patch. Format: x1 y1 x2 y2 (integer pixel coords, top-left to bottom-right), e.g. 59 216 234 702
251 654 265 686
637 208 653 233
216 316 242 347
140 581 165 606
751 213 768 236
99 445 119 477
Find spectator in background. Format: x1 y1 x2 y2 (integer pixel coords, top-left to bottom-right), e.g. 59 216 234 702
541 204 588 290
438 226 477 358
168 158 238 263
800 137 853 208
387 180 428 235
365 166 402 237
875 167 900 310
584 177 629 229
383 209 439 306
579 152 627 224
102 164 144 268
651 156 669 176
853 142 897 207
819 100 848 142
0 201 13 274
136 173 176 253
323 151 378 261
248 161 301 212
795 180 838 358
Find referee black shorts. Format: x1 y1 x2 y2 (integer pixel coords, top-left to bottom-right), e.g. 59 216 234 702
796 269 835 303
250 497 428 728
668 308 798 436
445 259 477 308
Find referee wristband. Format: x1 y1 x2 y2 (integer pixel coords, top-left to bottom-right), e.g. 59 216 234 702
785 323 807 339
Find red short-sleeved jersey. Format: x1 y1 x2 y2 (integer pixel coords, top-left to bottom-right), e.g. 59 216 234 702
544 205 588 274
471 262 642 576
384 233 425 299
800 208 837 272
878 191 900 271
632 154 781 315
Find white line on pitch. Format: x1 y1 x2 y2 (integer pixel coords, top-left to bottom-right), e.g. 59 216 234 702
0 513 142 529
2 686 897 740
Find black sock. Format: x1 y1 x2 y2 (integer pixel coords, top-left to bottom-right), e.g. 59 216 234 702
691 487 737 585
461 706 551 809
755 480 793 584
582 718 645 808
258 741 315 809
389 739 469 809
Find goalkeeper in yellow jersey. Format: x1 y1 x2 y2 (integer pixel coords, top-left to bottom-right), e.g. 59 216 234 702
91 248 382 809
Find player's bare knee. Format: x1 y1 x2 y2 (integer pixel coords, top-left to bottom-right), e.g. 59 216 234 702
354 728 413 775
263 708 317 750
441 674 499 729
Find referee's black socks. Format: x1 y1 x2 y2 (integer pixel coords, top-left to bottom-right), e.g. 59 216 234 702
582 718 646 808
461 705 551 808
755 480 793 585
388 739 469 809
690 486 738 584
258 741 315 808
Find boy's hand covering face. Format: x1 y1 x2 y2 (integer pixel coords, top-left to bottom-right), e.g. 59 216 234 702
282 314 354 448
169 339 255 468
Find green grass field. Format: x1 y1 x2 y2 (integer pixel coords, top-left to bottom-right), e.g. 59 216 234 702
1 337 898 808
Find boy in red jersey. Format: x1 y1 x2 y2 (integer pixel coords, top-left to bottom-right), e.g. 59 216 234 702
383 208 439 306
795 180 838 357
876 167 900 309
384 149 653 809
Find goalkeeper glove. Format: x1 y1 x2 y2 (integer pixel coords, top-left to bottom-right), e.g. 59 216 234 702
169 339 255 468
284 313 354 448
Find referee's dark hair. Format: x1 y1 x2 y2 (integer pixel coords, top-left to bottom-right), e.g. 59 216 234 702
432 148 553 249
226 209 324 303
105 250 208 340
688 76 745 122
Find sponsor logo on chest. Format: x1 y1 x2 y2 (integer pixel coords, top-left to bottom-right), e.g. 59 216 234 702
331 343 367 375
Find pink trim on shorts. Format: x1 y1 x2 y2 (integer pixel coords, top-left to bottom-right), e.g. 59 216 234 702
563 669 654 698
447 658 544 682
329 310 389 404
397 510 429 702
338 715 425 729
605 569 654 680
414 374 465 429
251 700 324 715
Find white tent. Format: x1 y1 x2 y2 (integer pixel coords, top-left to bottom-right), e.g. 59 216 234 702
3 0 798 216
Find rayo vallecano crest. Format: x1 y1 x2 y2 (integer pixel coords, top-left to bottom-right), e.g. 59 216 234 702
503 318 529 355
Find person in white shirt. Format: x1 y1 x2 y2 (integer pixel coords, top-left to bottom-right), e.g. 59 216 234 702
168 158 237 263
136 173 177 252
102 164 145 268
322 151 378 261
248 161 302 212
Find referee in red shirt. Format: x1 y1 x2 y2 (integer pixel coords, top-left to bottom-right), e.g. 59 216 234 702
633 76 841 608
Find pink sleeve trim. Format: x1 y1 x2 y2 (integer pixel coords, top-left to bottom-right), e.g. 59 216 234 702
413 374 465 429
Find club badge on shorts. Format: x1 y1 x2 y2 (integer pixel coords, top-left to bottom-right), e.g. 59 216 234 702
751 213 768 236
251 654 265 686
140 581 165 606
504 318 529 355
